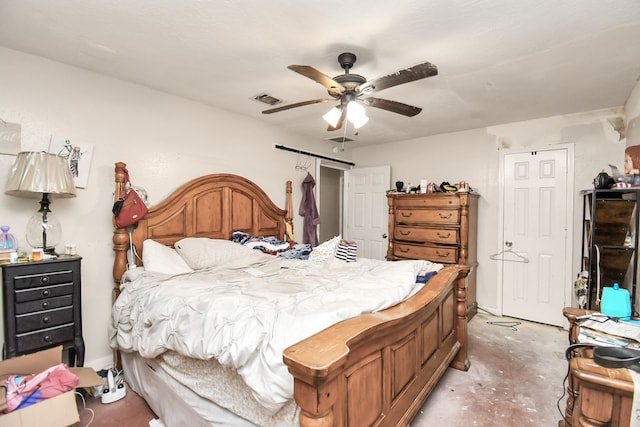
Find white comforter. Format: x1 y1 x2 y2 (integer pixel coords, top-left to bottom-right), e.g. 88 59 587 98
110 253 440 414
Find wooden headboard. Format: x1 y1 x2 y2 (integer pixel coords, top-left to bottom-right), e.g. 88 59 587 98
112 162 293 291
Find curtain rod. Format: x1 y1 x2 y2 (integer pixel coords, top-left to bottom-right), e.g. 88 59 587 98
274 144 355 167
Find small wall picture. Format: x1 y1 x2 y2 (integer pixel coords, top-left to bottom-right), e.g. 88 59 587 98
49 137 93 188
0 121 21 155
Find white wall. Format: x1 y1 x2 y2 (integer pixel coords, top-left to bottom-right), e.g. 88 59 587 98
352 107 626 314
0 47 340 369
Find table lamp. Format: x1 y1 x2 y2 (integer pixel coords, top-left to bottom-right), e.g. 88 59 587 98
5 151 76 255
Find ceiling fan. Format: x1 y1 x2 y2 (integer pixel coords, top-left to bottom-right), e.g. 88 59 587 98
262 52 438 131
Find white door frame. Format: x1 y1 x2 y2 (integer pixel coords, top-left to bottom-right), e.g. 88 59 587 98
496 143 575 319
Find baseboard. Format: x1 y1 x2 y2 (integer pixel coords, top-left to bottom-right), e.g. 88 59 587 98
84 354 115 371
477 305 501 317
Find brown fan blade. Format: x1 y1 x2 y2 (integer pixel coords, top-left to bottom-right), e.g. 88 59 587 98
357 62 438 94
288 65 345 95
327 108 346 131
262 98 332 114
362 97 422 117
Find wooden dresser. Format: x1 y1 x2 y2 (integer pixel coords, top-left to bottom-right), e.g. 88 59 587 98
386 192 479 317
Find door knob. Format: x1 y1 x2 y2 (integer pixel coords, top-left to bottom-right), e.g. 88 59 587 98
382 233 388 239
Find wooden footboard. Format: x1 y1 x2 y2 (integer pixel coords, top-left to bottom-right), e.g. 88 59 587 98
284 264 470 427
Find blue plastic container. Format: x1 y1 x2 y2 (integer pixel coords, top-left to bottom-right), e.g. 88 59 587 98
601 283 632 320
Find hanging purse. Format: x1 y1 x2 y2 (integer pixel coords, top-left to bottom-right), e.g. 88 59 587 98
112 167 148 228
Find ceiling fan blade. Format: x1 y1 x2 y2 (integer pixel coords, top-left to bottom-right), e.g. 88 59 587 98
363 97 422 117
357 62 438 94
327 108 346 131
262 98 332 114
288 65 345 95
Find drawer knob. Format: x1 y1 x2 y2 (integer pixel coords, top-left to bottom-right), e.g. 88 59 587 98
435 251 450 258
41 301 49 309
42 289 50 297
400 212 413 218
40 276 49 284
399 247 410 253
437 232 451 239
42 316 50 324
438 213 453 219
43 335 51 343
399 230 411 236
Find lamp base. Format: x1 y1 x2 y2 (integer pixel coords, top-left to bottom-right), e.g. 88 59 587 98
43 247 58 256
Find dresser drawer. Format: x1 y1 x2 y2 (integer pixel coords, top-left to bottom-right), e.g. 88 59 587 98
394 226 459 245
15 295 73 315
16 307 74 333
17 324 75 353
15 283 74 303
393 243 458 263
396 209 460 225
13 270 74 290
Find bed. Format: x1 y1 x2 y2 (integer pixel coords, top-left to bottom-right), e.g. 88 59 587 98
110 162 471 427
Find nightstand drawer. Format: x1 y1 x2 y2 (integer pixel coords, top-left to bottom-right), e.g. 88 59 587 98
13 270 74 290
15 283 74 303
394 226 459 245
17 324 74 353
393 243 458 263
396 209 460 225
16 307 74 333
16 295 73 315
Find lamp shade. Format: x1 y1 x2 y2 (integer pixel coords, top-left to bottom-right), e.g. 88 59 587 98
346 101 369 129
322 106 342 128
6 152 76 198
5 152 76 254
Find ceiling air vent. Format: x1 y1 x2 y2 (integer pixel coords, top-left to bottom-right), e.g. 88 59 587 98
328 137 354 143
253 93 282 106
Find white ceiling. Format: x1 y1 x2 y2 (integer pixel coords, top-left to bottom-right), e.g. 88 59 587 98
1 0 639 148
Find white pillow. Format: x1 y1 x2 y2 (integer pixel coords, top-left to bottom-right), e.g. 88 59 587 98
308 235 341 262
142 239 193 275
174 237 257 270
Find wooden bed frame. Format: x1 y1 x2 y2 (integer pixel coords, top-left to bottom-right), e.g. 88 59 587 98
112 162 471 427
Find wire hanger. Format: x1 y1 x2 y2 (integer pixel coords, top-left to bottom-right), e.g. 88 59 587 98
295 153 311 172
490 241 530 263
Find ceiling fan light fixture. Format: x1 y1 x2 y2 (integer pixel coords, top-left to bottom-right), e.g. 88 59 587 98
322 106 342 128
346 101 369 129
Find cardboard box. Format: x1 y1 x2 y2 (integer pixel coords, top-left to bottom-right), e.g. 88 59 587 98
0 346 104 427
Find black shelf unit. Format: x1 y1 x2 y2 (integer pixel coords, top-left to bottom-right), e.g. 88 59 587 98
581 189 639 313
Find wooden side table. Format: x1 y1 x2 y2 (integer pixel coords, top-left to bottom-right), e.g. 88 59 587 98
560 307 636 426
1 255 85 366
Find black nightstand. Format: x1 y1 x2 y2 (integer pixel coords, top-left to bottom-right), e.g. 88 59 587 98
1 255 85 366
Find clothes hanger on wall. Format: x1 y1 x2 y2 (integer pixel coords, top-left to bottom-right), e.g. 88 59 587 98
489 241 530 263
295 153 311 172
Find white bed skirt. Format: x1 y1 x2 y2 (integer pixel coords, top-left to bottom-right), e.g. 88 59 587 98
122 352 257 427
